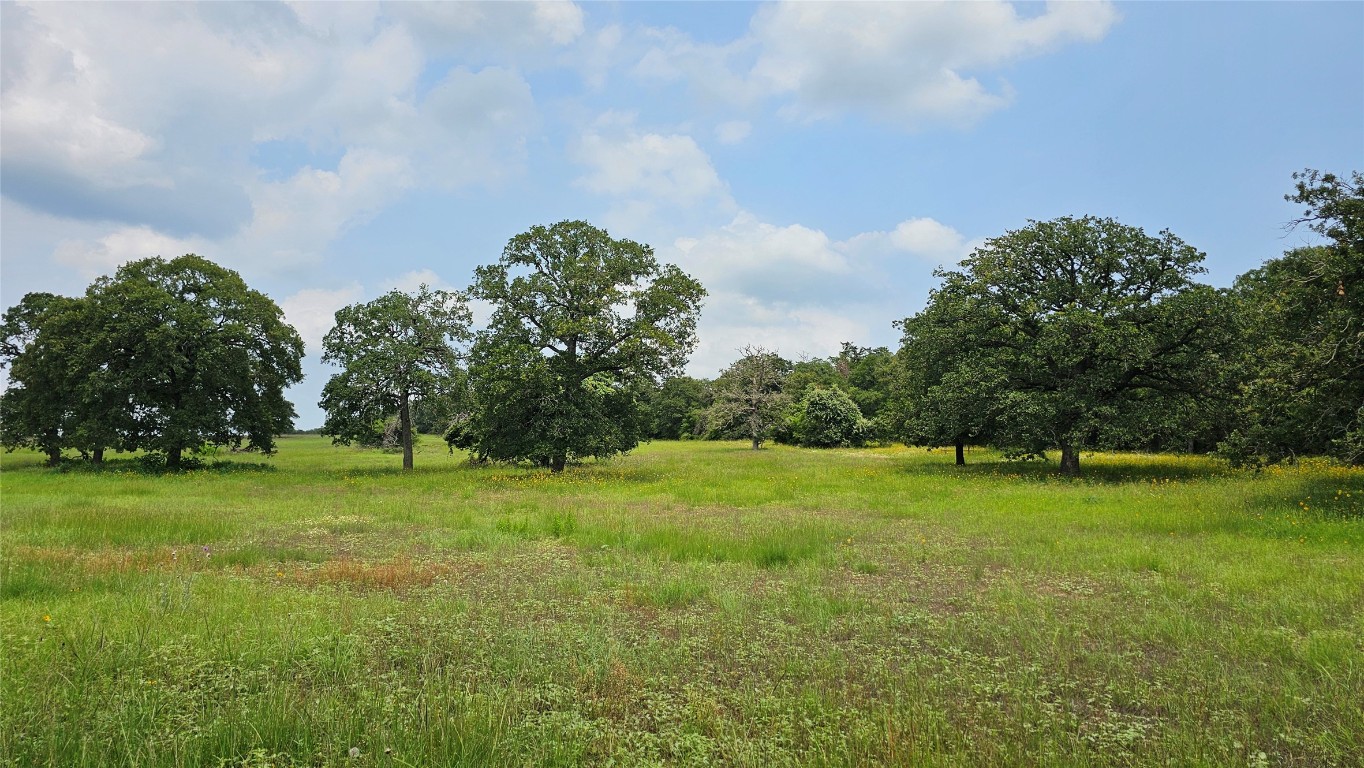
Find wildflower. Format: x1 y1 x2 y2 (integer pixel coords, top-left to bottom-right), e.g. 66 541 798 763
202 545 212 559
42 614 51 623
348 747 360 759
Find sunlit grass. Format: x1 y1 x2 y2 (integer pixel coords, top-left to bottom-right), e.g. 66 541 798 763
2 437 1361 767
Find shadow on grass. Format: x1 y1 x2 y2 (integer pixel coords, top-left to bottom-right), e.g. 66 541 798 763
52 456 277 476
324 459 670 485
899 449 1239 484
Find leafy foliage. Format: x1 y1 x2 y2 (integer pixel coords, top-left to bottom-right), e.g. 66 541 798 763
898 217 1232 474
3 255 304 469
787 387 871 448
320 286 471 470
705 346 790 449
1220 169 1363 466
0 293 94 465
464 221 705 470
645 376 712 439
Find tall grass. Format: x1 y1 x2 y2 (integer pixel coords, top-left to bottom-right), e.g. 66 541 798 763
2 437 1360 766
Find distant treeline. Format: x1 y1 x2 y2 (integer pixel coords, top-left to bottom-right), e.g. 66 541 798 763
3 170 1359 476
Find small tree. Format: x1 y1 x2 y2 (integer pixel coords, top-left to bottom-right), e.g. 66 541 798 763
789 387 870 448
320 286 472 471
465 220 705 471
707 346 790 450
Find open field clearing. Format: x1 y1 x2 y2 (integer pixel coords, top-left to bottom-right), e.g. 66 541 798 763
2 437 1361 767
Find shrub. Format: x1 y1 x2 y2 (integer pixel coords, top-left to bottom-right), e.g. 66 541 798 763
788 387 871 448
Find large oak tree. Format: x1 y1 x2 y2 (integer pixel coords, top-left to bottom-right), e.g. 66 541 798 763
1220 170 1363 465
900 216 1231 475
3 255 304 469
465 220 705 471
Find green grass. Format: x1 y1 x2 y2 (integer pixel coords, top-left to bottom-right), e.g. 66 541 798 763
2 437 1361 767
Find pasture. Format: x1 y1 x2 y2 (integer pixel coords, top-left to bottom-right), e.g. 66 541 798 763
1 437 1361 767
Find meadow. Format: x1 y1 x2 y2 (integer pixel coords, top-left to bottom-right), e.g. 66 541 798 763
1 436 1361 767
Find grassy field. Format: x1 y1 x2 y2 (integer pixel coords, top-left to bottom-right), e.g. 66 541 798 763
1 437 1361 767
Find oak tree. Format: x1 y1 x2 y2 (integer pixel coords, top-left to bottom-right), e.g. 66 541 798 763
902 217 1230 475
465 221 705 471
320 286 472 470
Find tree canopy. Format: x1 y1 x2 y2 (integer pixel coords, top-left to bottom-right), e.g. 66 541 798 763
1 293 94 465
788 386 870 448
898 216 1230 475
320 286 471 471
3 255 304 468
1220 170 1363 465
463 220 705 471
706 346 790 450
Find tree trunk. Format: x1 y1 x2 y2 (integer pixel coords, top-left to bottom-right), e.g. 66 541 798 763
167 446 182 471
46 448 62 467
751 437 761 450
93 447 105 464
1059 444 1080 476
955 439 965 466
550 455 566 473
400 393 414 471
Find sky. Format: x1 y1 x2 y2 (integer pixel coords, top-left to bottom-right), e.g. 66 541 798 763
2 1 1361 429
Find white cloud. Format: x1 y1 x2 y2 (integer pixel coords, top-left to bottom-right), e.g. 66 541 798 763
843 217 983 265
575 127 728 206
242 149 415 270
572 116 736 235
672 212 848 295
279 284 365 356
382 269 452 294
659 212 974 375
53 227 199 279
1 2 541 274
715 120 752 144
629 1 1118 129
687 291 874 377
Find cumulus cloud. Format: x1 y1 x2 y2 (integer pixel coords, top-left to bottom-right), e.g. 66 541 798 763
687 291 876 377
843 217 984 265
660 212 972 375
575 122 728 206
572 114 736 233
279 284 365 355
1 1 543 274
52 227 199 280
715 120 752 144
630 0 1119 129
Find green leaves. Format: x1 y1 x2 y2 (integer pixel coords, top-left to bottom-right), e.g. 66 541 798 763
319 286 471 470
2 255 304 467
1216 170 1362 467
464 221 706 470
788 387 870 448
896 217 1230 475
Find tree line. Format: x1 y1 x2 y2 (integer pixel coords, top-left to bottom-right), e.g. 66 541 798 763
2 170 1359 475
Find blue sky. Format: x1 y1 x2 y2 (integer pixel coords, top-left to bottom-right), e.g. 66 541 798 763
2 1 1361 428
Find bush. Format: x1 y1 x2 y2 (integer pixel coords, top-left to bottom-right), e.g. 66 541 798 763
788 387 871 448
